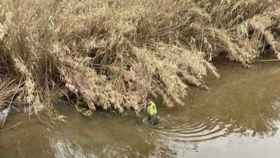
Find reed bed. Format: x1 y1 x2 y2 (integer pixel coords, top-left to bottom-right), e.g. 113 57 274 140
0 0 279 115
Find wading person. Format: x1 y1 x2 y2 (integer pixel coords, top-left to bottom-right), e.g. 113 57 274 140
146 100 159 125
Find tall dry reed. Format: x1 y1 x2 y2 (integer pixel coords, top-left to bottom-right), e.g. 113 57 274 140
0 0 279 114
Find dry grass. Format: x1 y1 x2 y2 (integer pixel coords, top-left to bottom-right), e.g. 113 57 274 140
0 0 279 114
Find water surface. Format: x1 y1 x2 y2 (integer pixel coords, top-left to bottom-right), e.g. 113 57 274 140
1 63 280 158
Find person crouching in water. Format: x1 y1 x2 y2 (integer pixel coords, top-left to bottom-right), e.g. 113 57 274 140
146 100 159 125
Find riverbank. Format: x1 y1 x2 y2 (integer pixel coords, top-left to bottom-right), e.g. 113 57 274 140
0 0 280 117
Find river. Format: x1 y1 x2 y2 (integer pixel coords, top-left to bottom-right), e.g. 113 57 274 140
1 63 280 158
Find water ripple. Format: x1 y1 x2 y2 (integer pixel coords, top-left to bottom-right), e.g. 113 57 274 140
153 117 233 143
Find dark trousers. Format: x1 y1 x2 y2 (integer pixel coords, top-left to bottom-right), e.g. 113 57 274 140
148 115 159 125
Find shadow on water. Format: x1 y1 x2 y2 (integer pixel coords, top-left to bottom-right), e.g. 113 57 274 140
1 63 280 158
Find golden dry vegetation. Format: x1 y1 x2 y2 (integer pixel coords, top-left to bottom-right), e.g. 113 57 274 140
0 0 279 115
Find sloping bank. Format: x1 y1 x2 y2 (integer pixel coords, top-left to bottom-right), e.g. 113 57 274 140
0 0 279 118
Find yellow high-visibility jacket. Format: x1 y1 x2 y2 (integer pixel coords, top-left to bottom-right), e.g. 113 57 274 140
147 101 157 116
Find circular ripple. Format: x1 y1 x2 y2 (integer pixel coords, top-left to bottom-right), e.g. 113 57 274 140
153 117 233 143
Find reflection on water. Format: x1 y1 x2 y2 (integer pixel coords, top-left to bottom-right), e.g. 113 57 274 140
51 139 96 158
1 63 280 158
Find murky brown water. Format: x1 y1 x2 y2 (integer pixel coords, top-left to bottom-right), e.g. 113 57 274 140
1 63 280 158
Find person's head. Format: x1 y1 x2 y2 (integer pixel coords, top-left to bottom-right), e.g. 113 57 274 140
146 95 153 102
